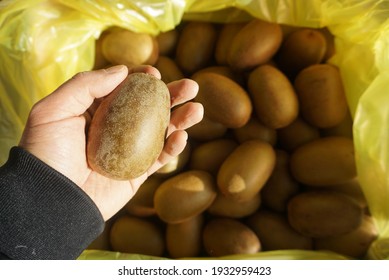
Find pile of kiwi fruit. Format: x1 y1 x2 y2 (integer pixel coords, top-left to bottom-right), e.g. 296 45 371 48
88 18 377 259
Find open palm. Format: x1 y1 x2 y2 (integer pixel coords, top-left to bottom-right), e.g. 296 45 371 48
19 65 203 220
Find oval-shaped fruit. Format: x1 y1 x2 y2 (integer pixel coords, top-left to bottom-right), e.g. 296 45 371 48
314 215 378 258
228 19 282 70
93 29 111 69
102 27 158 67
208 192 261 218
157 29 179 56
154 170 217 224
155 143 191 178
277 116 320 152
314 178 367 209
294 63 347 128
189 139 238 175
217 140 276 201
195 65 244 86
320 110 353 139
175 22 217 74
287 190 363 238
87 218 114 251
247 210 313 250
290 136 356 186
233 117 277 146
215 22 245 65
166 215 204 258
320 28 336 61
248 64 299 129
155 56 184 84
261 150 300 212
192 72 252 128
125 176 163 217
203 218 261 257
87 72 170 180
276 28 327 78
186 115 227 141
110 216 164 256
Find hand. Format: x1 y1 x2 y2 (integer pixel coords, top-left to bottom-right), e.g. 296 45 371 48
19 65 204 221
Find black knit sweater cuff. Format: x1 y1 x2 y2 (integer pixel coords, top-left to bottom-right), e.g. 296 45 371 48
0 147 104 259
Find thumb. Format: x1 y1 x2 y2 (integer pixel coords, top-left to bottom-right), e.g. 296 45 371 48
31 65 128 124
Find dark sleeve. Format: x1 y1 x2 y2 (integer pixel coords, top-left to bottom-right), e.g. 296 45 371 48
0 147 105 260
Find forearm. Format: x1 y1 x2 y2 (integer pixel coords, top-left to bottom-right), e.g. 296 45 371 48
0 147 104 260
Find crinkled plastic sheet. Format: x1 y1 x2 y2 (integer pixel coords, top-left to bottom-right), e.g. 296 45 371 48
78 249 348 260
1 0 389 259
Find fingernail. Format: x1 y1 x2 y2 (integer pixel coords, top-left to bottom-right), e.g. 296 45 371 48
183 130 189 142
105 65 127 74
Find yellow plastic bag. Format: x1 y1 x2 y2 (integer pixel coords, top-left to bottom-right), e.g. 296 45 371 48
1 0 389 259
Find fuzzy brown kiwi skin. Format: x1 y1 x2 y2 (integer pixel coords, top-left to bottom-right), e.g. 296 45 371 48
87 72 170 180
